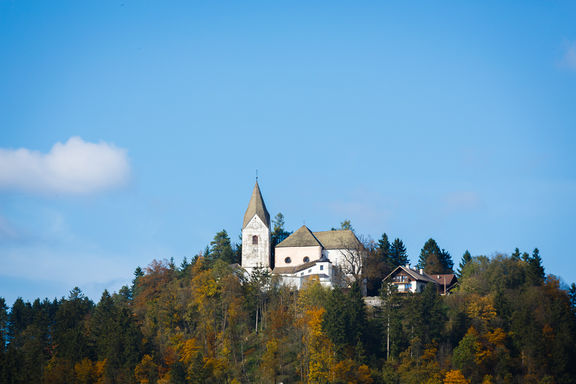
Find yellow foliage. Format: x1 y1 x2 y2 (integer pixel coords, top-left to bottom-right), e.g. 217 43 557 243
481 375 494 384
179 338 201 364
466 296 496 323
331 360 374 384
135 354 159 384
74 358 95 384
444 369 470 384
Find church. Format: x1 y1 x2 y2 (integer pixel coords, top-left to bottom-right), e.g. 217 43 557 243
241 181 363 289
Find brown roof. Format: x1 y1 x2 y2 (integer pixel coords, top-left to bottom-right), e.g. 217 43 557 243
276 225 322 248
383 265 438 284
313 230 361 250
242 181 270 229
276 227 362 250
429 274 457 286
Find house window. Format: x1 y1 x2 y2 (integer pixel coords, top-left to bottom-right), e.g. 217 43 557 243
252 235 258 245
320 265 324 270
303 256 310 263
285 257 292 264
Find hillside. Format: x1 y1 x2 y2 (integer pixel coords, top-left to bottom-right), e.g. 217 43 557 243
1 247 575 384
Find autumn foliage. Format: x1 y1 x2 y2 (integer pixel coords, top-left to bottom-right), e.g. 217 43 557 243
1 248 575 384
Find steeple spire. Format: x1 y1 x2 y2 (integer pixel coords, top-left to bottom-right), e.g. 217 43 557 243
242 181 270 229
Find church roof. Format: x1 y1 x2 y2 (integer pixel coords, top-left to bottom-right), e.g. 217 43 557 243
242 181 270 229
276 225 322 248
313 230 361 250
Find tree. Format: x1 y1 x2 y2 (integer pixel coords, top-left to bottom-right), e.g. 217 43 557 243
332 219 354 232
418 238 453 274
271 213 292 266
364 234 393 296
457 250 472 278
389 238 409 267
526 248 545 285
209 230 234 264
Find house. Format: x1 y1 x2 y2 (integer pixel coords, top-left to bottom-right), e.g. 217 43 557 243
383 265 457 294
240 181 364 288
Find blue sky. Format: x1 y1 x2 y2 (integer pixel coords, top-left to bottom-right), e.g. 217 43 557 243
1 1 575 305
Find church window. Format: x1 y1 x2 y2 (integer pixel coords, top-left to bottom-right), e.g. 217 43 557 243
252 235 258 245
303 256 310 263
285 257 292 264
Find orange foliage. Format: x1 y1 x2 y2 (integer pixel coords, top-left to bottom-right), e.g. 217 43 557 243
444 370 470 384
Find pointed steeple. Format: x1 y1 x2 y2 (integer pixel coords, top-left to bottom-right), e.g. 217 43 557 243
243 181 270 229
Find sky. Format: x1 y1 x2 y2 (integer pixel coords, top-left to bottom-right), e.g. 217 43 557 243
1 0 575 306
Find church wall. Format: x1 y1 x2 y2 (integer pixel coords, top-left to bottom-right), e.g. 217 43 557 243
275 245 322 268
324 248 359 268
242 215 270 270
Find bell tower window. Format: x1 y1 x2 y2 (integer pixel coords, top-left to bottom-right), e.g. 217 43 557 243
252 235 258 245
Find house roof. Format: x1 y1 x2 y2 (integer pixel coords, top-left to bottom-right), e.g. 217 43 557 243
276 225 322 248
242 181 270 229
383 265 438 284
313 230 361 250
272 258 331 275
429 273 457 287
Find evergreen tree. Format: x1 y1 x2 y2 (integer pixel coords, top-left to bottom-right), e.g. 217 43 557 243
209 229 234 263
364 233 394 296
389 238 409 267
271 213 292 266
526 247 545 285
418 238 453 274
569 283 576 310
511 247 521 261
456 250 472 278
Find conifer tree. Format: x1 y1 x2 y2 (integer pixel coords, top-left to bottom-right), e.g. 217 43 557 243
209 230 234 264
390 238 409 267
418 238 453 274
526 248 545 285
457 250 472 278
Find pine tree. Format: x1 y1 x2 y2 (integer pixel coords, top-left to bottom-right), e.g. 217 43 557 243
418 238 453 274
457 250 472 278
526 248 545 285
389 238 409 267
511 248 521 261
209 230 234 263
271 213 292 254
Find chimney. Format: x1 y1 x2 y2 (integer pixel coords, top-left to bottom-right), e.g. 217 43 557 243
405 264 410 268
419 268 424 275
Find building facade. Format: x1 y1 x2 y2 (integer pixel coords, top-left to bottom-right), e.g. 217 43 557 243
241 181 363 288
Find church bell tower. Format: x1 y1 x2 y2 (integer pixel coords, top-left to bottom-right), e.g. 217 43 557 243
241 181 271 273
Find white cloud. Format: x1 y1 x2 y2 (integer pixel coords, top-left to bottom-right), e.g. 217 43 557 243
0 137 130 195
560 41 576 70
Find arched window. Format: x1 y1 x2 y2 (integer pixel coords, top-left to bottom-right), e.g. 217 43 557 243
303 256 310 263
285 257 292 264
252 235 258 245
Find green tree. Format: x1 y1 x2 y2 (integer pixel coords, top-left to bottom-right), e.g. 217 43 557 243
457 250 472 278
390 238 409 267
526 248 545 285
364 234 393 296
209 229 234 264
418 238 453 274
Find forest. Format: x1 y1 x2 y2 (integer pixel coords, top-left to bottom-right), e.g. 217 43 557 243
1 222 576 384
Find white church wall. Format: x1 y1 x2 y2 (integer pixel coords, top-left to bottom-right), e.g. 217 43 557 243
241 215 270 270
